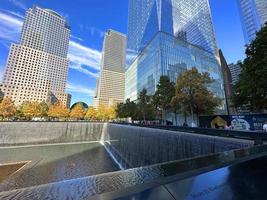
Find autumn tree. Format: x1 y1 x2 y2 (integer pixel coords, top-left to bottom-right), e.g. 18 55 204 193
70 103 85 120
233 23 267 112
96 105 110 121
153 76 175 124
48 102 69 120
174 68 221 124
39 102 49 117
85 107 97 121
108 105 117 120
0 97 16 119
20 101 42 119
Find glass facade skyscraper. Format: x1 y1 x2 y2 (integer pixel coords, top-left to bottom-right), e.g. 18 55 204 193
127 0 218 67
126 0 226 113
237 0 267 43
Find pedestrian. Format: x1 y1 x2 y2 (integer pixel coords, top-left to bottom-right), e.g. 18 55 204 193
224 124 230 130
263 121 267 133
183 122 188 127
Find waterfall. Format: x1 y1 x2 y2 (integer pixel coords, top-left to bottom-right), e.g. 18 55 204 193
100 123 125 170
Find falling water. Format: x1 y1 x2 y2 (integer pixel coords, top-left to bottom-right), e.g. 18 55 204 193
100 123 125 170
103 123 254 169
0 122 257 199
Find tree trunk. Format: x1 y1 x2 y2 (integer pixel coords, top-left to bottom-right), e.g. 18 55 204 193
184 109 187 124
196 112 200 127
174 110 178 126
161 110 164 125
162 109 166 125
190 104 194 127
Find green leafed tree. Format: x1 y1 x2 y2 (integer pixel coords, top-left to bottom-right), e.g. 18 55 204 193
232 23 267 112
116 99 138 120
137 89 155 121
174 68 221 124
153 76 175 124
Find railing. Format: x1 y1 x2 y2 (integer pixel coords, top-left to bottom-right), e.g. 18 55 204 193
113 122 267 145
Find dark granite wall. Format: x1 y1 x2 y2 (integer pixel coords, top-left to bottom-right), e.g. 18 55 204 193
103 124 254 169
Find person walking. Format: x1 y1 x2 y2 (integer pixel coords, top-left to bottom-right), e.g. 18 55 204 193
263 121 267 133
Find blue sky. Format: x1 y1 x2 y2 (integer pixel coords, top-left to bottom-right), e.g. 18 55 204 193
0 0 246 106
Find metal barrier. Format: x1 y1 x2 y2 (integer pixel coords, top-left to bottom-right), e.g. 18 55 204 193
113 123 267 145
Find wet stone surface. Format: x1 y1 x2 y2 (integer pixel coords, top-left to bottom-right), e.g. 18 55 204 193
0 142 119 192
0 162 27 182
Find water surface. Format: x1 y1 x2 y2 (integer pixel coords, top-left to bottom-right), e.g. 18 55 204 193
0 142 119 192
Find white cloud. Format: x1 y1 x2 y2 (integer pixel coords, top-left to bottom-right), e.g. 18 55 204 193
7 0 27 10
0 69 3 82
66 82 95 97
79 25 105 38
0 10 102 78
0 11 23 42
70 35 83 42
69 63 99 78
0 9 24 19
68 40 102 72
88 27 105 38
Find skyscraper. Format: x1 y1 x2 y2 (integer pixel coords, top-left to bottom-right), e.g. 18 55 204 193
219 50 236 115
228 62 242 85
94 30 126 108
126 0 226 113
237 0 267 43
0 6 71 107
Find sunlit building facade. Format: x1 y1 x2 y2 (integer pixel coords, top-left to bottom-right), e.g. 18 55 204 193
228 62 242 85
94 30 126 108
126 0 226 113
0 6 71 107
237 0 267 43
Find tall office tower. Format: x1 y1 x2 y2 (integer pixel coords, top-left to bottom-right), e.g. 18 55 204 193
228 62 242 85
126 0 226 113
237 0 267 43
0 6 71 107
93 30 126 108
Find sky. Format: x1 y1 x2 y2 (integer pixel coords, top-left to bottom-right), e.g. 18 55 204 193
0 0 246 106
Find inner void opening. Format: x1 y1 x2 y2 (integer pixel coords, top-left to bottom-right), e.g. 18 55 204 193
0 162 28 183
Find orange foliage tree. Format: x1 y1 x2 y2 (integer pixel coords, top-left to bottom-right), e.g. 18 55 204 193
85 107 97 121
95 105 117 121
48 102 69 119
20 101 42 119
70 103 85 120
0 97 16 119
